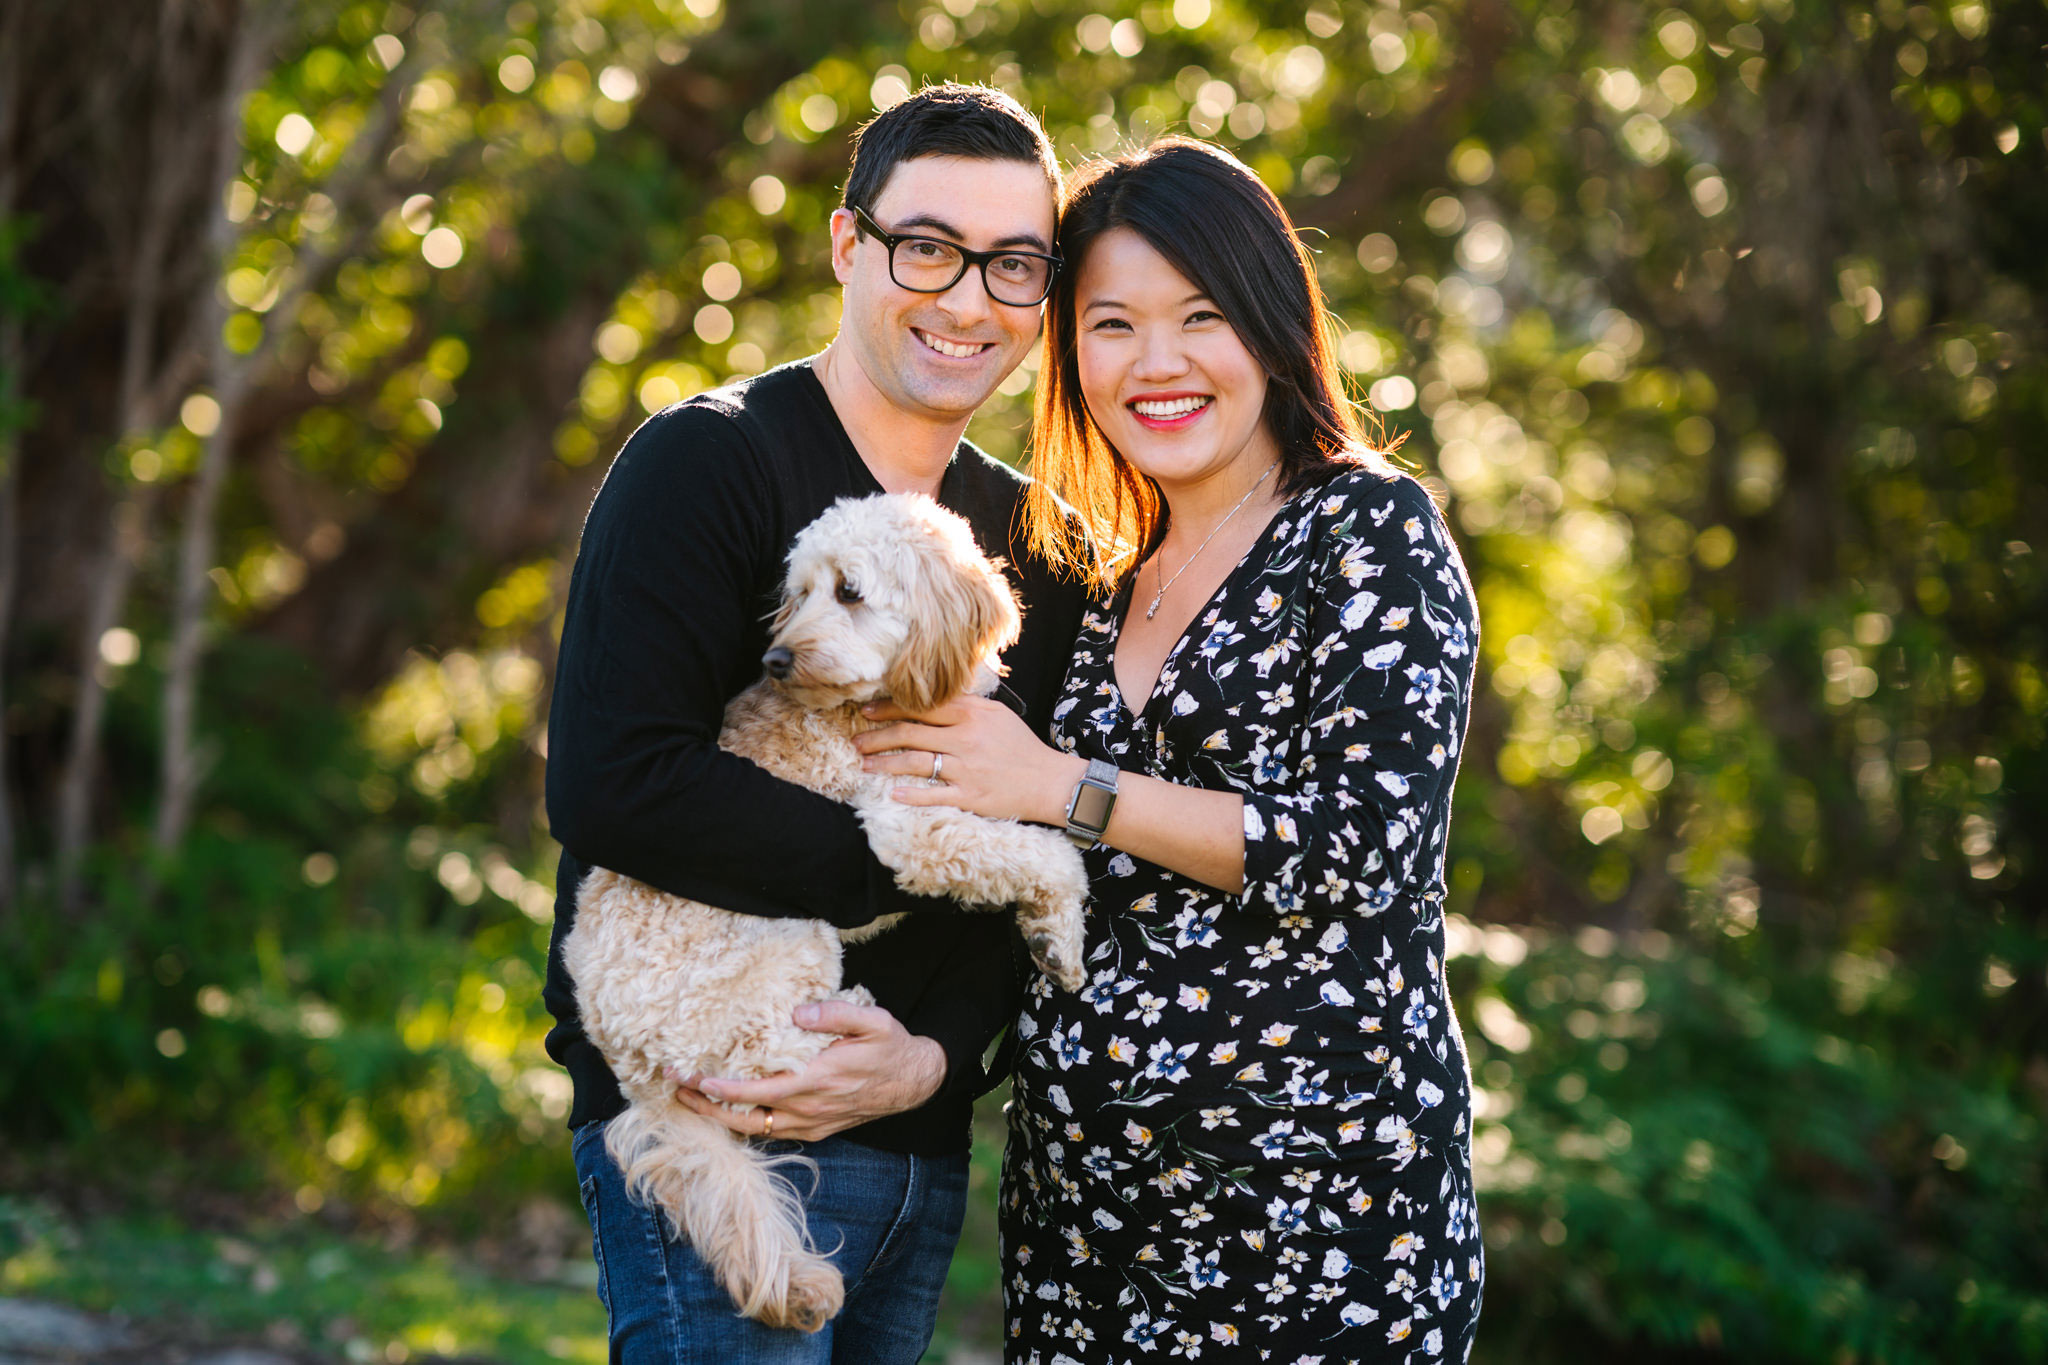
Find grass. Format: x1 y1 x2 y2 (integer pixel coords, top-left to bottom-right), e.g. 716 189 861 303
0 1195 607 1365
0 1094 1019 1365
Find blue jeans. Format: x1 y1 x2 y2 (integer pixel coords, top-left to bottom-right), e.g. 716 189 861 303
572 1118 968 1365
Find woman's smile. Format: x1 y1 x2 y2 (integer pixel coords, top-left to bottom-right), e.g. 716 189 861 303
1126 391 1214 429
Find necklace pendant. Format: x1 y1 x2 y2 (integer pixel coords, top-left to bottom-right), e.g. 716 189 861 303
1145 594 1162 620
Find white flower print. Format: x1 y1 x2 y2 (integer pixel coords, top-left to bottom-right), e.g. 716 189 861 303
1261 1195 1310 1236
1360 640 1405 670
1143 1038 1197 1082
1339 592 1380 629
1376 1115 1419 1169
1004 471 1480 1365
1253 1120 1295 1158
1255 1270 1297 1303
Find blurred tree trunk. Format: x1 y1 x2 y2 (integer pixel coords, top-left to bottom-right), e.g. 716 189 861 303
154 4 413 856
0 5 20 909
50 0 223 909
154 3 279 860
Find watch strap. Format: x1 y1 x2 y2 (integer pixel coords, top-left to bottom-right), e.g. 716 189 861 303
1064 758 1119 848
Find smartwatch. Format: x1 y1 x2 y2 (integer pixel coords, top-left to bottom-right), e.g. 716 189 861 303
1063 759 1120 849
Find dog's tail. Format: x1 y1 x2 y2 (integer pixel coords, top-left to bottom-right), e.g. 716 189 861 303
605 1099 844 1331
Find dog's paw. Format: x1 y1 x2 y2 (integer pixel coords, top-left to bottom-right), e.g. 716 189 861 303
1025 913 1088 992
770 1258 846 1333
1026 931 1085 992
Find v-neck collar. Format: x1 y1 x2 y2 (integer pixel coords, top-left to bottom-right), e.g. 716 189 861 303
796 360 963 502
1107 498 1295 721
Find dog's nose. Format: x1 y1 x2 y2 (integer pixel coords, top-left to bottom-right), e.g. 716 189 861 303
762 646 795 679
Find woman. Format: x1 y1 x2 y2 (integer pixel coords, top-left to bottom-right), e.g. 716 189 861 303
856 138 1482 1362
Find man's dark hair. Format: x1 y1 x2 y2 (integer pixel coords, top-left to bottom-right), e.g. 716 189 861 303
842 82 1058 211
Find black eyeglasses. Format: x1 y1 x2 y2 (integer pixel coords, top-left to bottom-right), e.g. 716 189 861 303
851 205 1062 307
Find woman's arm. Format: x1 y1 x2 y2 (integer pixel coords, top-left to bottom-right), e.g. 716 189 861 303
857 474 1480 913
854 695 1247 893
1232 475 1479 916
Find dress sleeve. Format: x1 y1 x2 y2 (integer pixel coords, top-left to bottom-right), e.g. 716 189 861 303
1238 475 1479 916
544 405 927 930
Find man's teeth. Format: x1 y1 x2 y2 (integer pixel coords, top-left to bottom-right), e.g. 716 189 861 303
919 331 985 358
1132 396 1211 418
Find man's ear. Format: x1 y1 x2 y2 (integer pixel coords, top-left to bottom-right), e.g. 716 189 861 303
828 207 860 287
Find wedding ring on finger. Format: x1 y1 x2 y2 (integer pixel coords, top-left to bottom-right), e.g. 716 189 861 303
761 1108 774 1139
931 752 944 781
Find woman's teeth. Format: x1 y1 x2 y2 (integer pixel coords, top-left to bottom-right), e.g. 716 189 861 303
1132 397 1211 418
919 331 985 358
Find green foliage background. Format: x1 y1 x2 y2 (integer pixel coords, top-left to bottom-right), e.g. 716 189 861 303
2 0 2043 1361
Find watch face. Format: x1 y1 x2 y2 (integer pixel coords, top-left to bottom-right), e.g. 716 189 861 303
1071 783 1115 832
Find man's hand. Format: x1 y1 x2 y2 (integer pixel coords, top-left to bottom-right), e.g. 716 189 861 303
669 1000 948 1142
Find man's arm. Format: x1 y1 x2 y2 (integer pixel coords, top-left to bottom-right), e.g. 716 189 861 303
546 404 926 930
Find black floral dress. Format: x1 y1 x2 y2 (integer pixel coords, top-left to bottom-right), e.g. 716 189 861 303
1000 468 1483 1364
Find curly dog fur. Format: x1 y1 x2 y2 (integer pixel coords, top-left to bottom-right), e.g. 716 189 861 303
564 493 1088 1331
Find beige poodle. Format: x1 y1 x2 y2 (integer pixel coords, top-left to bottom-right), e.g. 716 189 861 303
564 493 1089 1332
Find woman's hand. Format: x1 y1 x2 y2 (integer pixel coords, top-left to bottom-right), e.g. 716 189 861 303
854 694 1085 826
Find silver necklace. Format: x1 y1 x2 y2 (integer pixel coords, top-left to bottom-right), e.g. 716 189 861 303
1145 463 1277 620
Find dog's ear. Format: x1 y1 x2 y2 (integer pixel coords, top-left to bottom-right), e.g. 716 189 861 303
885 543 1023 714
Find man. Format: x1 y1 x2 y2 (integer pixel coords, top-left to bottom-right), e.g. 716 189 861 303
541 84 1083 1363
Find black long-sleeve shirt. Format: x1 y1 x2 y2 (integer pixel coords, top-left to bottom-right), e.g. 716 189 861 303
541 358 1086 1154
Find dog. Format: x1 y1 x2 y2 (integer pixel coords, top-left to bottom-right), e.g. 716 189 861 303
564 493 1089 1332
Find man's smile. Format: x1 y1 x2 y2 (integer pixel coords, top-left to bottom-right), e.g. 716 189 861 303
914 328 996 359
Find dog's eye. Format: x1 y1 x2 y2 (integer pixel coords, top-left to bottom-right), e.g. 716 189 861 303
835 579 863 605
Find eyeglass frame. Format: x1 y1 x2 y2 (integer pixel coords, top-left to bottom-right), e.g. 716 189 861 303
849 205 1063 307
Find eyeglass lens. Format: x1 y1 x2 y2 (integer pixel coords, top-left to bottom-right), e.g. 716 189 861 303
889 239 1053 306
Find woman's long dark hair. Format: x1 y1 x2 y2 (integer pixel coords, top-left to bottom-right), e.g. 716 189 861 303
1025 137 1399 593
